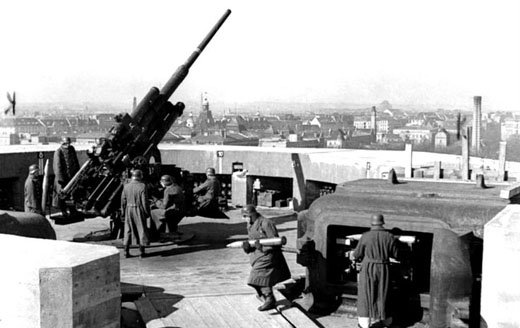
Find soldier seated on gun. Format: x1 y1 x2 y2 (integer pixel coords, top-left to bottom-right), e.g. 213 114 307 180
193 167 221 216
150 175 186 239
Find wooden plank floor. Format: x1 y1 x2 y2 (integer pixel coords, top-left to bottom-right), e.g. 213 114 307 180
55 208 324 327
142 293 299 328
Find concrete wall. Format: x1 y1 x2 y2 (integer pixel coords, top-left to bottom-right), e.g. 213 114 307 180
0 234 120 328
481 205 520 327
0 144 89 210
1 143 520 211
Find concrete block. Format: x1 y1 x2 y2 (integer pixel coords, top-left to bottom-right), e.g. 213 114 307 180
231 171 248 207
499 182 520 200
0 234 120 328
481 205 520 327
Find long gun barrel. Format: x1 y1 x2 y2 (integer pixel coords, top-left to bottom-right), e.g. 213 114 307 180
161 9 232 100
60 10 232 217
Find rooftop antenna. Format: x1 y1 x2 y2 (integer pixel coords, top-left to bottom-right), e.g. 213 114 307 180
4 91 16 115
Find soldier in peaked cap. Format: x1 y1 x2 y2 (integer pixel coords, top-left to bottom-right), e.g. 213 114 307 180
24 164 42 215
348 214 401 328
241 204 291 311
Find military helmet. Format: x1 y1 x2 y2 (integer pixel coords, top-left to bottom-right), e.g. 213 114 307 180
160 175 174 185
206 167 216 176
241 204 257 216
371 214 385 226
28 164 39 173
131 169 143 180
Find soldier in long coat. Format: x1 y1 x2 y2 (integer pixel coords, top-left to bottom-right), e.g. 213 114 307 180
151 175 186 236
121 169 150 258
351 214 400 328
241 204 291 311
24 164 42 215
193 167 221 216
52 137 80 216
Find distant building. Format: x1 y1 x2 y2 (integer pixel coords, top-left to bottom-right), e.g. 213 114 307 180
171 126 195 140
501 117 520 141
378 132 404 145
393 127 434 145
260 133 322 148
0 117 46 136
345 130 373 148
325 130 346 149
196 92 216 133
434 129 450 150
191 131 258 146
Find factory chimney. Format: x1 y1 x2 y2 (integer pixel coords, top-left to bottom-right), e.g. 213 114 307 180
472 96 482 155
371 106 377 143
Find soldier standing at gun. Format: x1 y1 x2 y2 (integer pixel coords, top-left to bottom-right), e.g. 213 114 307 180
241 204 291 311
193 167 221 216
24 164 42 215
348 214 400 328
150 175 185 238
52 136 80 218
121 169 150 258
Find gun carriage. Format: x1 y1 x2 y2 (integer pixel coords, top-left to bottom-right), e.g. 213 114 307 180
296 178 511 328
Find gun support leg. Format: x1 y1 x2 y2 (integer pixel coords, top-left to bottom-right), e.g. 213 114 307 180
110 212 124 239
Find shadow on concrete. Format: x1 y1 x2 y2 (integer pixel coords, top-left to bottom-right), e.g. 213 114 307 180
145 215 296 258
121 282 184 328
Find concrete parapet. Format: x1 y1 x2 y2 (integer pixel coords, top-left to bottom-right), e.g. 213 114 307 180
481 205 520 327
0 234 120 328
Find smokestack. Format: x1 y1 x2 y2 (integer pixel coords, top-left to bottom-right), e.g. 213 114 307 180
472 96 482 155
371 106 377 142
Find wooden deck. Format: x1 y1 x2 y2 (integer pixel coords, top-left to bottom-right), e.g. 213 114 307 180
54 207 326 327
130 290 318 328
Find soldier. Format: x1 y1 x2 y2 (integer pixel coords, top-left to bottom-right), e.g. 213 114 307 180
193 167 221 216
24 164 42 215
52 136 80 217
150 175 186 237
348 214 400 328
241 204 291 311
121 169 150 258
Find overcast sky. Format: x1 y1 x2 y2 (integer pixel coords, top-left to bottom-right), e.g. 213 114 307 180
1 0 519 112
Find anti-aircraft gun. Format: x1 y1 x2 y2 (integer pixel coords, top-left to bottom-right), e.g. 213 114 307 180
55 10 231 235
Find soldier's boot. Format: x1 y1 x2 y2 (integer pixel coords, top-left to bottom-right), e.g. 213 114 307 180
124 247 131 258
257 293 276 311
382 317 393 328
139 246 146 258
255 292 265 303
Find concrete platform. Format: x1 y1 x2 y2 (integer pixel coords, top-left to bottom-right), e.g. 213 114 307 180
0 233 120 328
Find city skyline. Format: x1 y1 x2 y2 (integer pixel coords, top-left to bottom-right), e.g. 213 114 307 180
1 0 519 112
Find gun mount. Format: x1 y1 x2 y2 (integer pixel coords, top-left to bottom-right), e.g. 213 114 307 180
296 178 509 328
57 10 231 225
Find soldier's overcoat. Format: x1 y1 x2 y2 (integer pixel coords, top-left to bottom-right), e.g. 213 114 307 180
193 175 221 211
24 173 42 214
121 179 150 246
52 144 80 208
151 183 185 230
247 215 291 287
352 226 400 320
